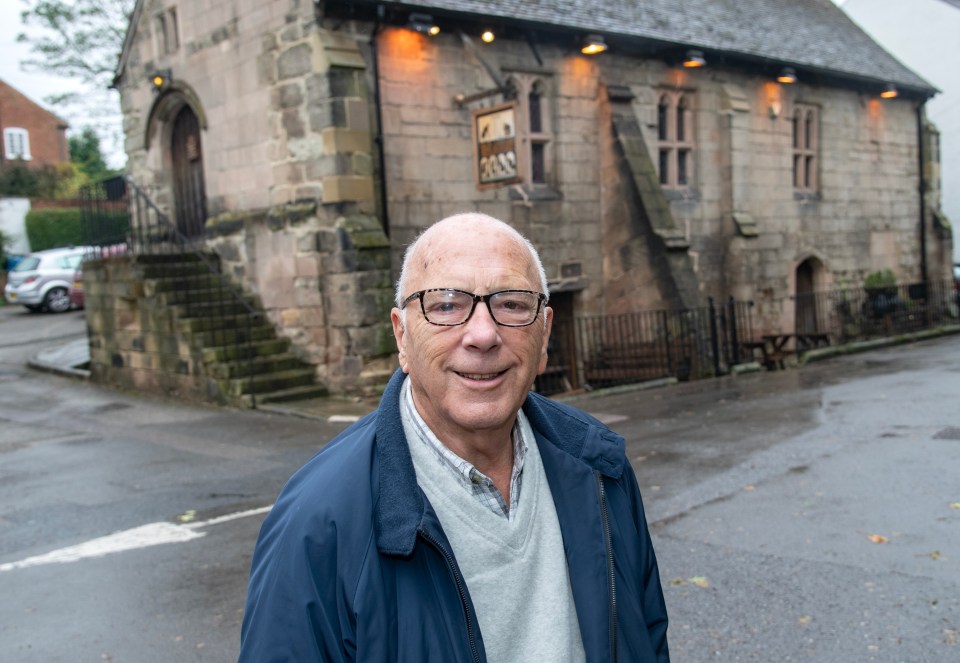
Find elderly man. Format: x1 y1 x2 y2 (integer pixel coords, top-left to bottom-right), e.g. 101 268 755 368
239 213 669 662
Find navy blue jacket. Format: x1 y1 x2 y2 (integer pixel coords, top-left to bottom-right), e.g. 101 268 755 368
239 370 669 662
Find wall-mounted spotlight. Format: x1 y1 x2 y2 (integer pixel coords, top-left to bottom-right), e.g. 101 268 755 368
150 69 172 92
408 12 440 36
880 83 898 99
481 29 495 43
682 49 706 68
777 67 797 84
581 34 608 55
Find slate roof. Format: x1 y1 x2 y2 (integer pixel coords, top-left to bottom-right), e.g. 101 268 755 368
348 0 935 96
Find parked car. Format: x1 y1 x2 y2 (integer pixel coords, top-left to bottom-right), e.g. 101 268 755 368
954 263 960 308
69 267 85 310
3 246 90 313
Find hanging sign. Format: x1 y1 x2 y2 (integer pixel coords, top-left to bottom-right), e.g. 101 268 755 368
473 102 521 189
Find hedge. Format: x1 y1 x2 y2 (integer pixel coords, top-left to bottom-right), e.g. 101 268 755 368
25 208 84 251
25 208 130 252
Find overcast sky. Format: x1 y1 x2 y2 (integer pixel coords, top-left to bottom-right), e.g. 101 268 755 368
0 3 84 118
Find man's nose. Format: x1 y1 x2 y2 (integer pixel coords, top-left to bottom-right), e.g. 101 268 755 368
462 300 501 347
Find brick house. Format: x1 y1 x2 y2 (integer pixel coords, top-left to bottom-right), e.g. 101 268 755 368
109 0 953 394
0 79 69 168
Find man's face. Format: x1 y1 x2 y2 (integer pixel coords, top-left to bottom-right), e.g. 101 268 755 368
391 220 552 444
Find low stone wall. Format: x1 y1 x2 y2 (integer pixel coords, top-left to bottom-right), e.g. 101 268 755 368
84 255 221 403
85 203 396 402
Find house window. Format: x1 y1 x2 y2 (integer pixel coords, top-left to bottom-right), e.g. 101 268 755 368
792 104 818 193
656 91 694 188
3 128 31 160
506 74 554 187
153 6 180 57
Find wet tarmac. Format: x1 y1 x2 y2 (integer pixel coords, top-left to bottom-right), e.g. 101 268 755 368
1 302 959 661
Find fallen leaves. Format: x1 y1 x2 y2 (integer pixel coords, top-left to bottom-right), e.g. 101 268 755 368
950 502 960 510
798 616 811 624
689 576 709 588
866 533 888 544
177 510 196 523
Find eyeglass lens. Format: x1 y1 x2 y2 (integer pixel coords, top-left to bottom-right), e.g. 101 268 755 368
421 289 542 326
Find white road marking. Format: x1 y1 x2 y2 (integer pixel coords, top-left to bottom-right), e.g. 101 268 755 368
182 505 273 530
0 505 274 573
328 414 361 423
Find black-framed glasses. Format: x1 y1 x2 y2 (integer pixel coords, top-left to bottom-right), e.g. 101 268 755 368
401 288 547 327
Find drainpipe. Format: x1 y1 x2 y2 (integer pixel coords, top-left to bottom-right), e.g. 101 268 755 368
917 101 928 284
371 6 390 237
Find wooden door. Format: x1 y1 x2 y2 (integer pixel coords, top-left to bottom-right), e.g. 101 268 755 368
170 106 207 240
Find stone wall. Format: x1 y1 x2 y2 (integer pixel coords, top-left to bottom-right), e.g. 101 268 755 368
206 203 394 390
332 20 947 333
83 255 215 402
116 3 394 393
364 25 608 309
112 1 953 397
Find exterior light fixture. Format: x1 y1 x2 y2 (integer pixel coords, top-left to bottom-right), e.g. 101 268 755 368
581 34 608 55
481 29 495 43
777 67 797 84
880 83 898 99
682 49 706 68
150 69 171 92
407 13 440 35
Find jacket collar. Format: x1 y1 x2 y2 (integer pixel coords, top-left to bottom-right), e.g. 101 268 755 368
373 369 626 555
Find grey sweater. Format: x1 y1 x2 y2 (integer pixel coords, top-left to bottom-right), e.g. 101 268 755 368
404 407 586 663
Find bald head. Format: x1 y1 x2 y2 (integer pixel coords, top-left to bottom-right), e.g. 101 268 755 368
395 213 549 309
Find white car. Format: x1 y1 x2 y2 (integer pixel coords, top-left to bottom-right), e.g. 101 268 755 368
4 246 91 313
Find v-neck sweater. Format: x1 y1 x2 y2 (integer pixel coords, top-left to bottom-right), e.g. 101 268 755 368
404 410 586 663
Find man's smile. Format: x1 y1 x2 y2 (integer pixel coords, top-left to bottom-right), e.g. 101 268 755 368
455 370 507 381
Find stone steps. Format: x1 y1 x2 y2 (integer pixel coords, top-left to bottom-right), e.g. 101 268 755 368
224 366 317 398
140 254 323 407
207 353 306 380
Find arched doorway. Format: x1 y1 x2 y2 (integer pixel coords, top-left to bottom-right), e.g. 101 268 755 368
795 257 823 341
170 105 207 240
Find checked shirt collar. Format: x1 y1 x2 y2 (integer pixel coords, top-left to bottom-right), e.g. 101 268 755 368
400 377 528 520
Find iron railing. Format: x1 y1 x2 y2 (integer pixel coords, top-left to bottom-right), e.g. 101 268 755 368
538 279 958 395
537 297 755 394
79 176 263 407
793 279 957 347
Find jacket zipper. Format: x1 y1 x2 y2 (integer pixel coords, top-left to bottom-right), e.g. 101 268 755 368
418 526 482 663
596 471 618 662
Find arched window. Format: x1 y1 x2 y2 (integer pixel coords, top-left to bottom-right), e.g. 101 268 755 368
504 73 553 187
656 90 695 188
792 104 819 193
657 95 669 141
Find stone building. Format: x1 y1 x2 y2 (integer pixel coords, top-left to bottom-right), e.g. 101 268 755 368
0 79 69 169
110 0 953 395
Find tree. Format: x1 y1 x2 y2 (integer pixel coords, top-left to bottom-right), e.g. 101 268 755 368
69 127 112 181
0 162 87 199
17 0 134 94
17 0 135 168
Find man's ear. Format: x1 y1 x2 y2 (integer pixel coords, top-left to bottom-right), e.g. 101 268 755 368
390 308 410 373
538 306 553 374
